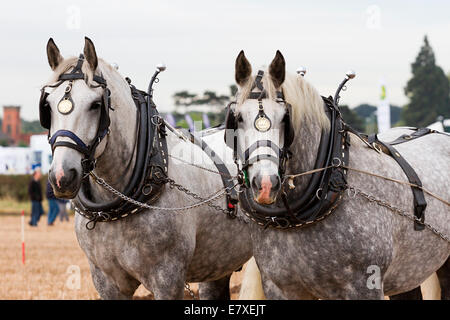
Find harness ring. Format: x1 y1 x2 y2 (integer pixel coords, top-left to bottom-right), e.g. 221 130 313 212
332 157 342 167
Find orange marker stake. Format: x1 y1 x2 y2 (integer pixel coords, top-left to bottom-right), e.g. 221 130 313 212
21 210 25 265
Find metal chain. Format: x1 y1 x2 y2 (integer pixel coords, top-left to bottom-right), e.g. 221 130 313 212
90 172 248 224
90 172 230 212
167 177 248 224
184 282 196 300
348 186 450 243
166 177 233 215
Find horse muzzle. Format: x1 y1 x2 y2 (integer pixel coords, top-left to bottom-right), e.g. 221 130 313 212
252 173 281 205
48 164 81 199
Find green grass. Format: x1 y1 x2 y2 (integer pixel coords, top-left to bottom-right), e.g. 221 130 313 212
0 197 49 216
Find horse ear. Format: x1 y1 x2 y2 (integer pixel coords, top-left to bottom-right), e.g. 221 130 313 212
235 50 252 87
83 36 98 71
46 38 63 71
269 50 286 88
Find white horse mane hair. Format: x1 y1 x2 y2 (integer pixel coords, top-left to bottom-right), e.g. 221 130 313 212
45 56 132 113
237 71 330 132
45 56 119 88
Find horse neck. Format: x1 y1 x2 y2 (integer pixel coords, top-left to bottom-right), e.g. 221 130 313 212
286 119 323 195
90 70 138 194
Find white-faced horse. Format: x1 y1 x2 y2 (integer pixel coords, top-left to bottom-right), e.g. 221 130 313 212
41 37 252 299
227 50 450 299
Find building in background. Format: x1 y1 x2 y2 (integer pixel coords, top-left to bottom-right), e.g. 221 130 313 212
2 106 21 143
1 105 40 146
29 135 52 174
0 146 32 174
0 134 51 175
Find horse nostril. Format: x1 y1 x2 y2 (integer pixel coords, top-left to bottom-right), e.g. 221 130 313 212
51 167 78 190
252 176 261 190
68 168 77 181
270 175 281 191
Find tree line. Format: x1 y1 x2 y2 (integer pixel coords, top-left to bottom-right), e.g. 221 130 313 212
171 35 449 132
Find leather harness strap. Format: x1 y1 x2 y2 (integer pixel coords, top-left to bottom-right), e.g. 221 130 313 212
73 80 169 224
184 131 239 218
344 126 439 231
367 133 428 230
388 127 438 145
236 92 437 231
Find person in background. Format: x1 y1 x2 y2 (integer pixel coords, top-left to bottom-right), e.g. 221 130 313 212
57 198 70 222
28 168 44 226
46 181 59 226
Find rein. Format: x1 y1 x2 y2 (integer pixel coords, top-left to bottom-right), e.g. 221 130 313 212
229 70 448 232
284 164 450 207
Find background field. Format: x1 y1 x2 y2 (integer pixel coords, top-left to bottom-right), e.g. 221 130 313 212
0 214 439 300
0 215 243 300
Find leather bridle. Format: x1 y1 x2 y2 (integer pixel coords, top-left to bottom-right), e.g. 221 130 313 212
224 70 294 187
39 54 112 176
230 89 351 229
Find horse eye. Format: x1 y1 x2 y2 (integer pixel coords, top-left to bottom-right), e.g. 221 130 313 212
237 114 243 123
90 101 101 110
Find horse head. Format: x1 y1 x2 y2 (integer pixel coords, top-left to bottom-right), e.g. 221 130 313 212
225 50 294 205
41 37 111 198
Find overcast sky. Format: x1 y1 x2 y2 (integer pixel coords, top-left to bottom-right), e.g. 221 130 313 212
1 0 449 120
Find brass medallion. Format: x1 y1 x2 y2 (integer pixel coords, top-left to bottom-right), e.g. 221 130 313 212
254 116 271 132
58 98 73 114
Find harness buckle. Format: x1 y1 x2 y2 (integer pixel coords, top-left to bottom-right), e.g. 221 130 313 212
81 158 97 177
64 82 73 93
265 216 290 229
331 157 342 167
372 142 382 154
151 115 163 126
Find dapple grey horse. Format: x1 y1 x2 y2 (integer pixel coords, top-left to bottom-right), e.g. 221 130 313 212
230 51 450 299
43 38 252 299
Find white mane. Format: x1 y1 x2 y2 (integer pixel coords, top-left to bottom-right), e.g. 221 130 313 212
237 71 330 131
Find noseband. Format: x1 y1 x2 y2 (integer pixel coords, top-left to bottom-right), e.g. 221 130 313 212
39 54 112 176
225 70 294 186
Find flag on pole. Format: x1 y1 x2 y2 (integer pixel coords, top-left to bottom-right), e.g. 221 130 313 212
164 113 176 127
377 80 391 133
185 114 195 132
202 113 210 129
